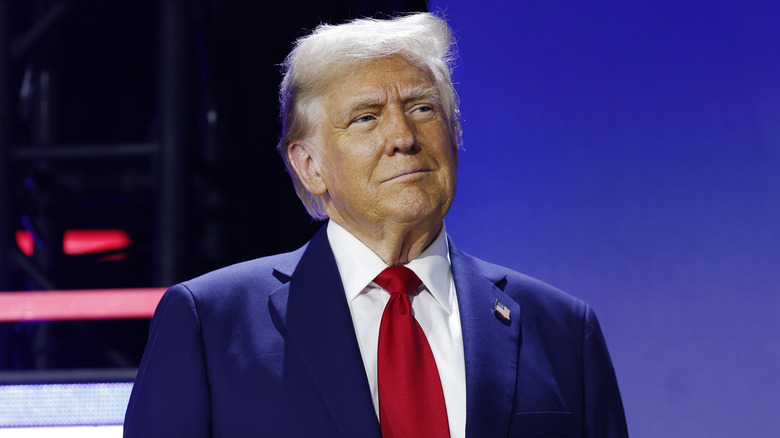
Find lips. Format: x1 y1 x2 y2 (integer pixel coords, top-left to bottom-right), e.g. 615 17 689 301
384 166 430 182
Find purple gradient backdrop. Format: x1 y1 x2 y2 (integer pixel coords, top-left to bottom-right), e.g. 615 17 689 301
431 1 780 436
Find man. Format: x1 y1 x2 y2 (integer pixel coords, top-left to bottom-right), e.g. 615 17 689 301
124 13 628 437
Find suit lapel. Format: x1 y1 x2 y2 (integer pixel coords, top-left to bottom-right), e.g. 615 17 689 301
268 226 381 438
450 240 521 438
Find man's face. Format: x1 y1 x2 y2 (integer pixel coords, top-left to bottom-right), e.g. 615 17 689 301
308 56 458 235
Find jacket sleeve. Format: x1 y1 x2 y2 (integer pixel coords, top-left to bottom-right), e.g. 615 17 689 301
582 305 629 437
124 284 212 437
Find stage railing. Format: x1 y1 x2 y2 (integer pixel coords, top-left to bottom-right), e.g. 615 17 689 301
0 287 165 434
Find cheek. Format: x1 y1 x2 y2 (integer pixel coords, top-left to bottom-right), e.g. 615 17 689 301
426 130 458 168
327 146 378 195
340 139 382 175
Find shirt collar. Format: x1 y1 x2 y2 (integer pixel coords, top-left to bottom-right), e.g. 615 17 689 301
327 220 454 314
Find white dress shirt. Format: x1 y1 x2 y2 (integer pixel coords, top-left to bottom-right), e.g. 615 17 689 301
327 221 466 438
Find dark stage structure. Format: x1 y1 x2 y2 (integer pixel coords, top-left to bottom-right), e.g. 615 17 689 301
0 0 425 373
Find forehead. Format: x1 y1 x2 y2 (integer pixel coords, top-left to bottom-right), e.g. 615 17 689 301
321 56 439 108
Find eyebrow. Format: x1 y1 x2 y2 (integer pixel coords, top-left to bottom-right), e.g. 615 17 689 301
402 84 441 105
340 84 442 119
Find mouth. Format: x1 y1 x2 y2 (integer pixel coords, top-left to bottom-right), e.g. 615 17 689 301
384 167 430 183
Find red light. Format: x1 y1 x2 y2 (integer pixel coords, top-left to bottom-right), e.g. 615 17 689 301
15 231 34 257
0 288 167 322
63 230 131 255
15 230 131 257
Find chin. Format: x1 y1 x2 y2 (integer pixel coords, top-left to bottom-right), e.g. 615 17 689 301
387 204 447 228
380 186 452 221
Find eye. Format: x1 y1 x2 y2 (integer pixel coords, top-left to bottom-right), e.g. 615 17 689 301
410 104 437 119
353 114 377 124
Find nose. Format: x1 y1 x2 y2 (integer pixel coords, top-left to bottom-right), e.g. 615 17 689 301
384 108 417 155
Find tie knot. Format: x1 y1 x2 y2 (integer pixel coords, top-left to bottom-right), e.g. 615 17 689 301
374 266 422 296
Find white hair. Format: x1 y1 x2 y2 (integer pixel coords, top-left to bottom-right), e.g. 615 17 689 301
277 12 461 220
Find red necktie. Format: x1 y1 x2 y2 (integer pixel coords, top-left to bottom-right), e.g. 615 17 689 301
375 266 450 438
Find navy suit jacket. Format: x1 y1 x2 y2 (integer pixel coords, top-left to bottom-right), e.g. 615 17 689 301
124 225 628 437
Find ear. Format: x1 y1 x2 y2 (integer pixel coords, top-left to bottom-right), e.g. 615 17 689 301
288 140 328 196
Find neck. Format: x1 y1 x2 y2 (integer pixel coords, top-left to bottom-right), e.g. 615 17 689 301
328 216 443 266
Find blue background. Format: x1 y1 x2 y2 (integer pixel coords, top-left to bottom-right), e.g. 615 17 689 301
431 1 780 436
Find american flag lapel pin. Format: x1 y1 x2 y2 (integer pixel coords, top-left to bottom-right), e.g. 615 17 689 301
494 299 511 322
